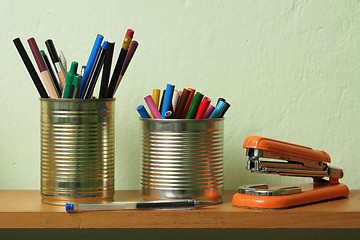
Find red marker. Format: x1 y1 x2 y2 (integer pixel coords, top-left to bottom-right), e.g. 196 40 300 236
195 97 211 119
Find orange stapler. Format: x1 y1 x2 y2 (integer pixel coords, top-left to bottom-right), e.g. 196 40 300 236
232 136 349 209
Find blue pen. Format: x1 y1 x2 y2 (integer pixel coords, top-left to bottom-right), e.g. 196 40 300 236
137 105 151 118
78 34 104 98
161 84 175 119
209 100 227 119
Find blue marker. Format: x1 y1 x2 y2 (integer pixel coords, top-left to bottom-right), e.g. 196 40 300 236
137 105 151 118
161 84 175 119
216 98 226 106
78 34 104 98
209 100 227 119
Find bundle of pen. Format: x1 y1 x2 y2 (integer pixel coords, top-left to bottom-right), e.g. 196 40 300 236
137 84 230 119
13 29 138 99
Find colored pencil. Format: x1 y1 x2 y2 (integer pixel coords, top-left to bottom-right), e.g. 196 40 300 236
114 40 139 93
106 29 134 98
13 38 49 98
28 38 58 98
40 50 62 98
59 51 67 71
99 41 115 98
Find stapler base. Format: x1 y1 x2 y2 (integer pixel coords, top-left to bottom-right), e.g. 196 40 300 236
232 182 349 209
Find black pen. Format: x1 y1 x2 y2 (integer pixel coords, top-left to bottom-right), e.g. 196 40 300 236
99 41 115 98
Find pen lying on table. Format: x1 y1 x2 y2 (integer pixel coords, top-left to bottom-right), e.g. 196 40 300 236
66 200 213 212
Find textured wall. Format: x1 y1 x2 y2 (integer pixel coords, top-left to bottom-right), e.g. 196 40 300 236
0 0 359 190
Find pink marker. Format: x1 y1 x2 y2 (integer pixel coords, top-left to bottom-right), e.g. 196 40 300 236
203 104 215 118
144 95 161 119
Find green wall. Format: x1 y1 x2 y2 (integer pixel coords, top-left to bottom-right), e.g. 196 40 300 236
0 0 359 190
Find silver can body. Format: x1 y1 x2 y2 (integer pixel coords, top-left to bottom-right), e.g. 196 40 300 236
140 118 224 203
40 99 115 205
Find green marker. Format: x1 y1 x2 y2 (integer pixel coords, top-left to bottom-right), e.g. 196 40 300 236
62 62 79 98
185 92 204 119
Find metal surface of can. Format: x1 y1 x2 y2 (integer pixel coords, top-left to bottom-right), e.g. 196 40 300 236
40 98 115 205
140 118 224 204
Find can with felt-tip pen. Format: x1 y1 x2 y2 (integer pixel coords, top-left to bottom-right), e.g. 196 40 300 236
140 118 224 204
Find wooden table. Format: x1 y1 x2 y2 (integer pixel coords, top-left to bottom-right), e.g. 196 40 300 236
0 190 359 229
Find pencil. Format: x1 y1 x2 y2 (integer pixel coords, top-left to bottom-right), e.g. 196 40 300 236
99 41 115 98
174 88 190 119
181 88 195 118
114 40 139 93
82 41 107 99
40 50 62 98
28 38 58 98
45 39 66 90
106 29 134 98
13 38 49 98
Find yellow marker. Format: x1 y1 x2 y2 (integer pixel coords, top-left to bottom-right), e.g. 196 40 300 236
151 89 161 118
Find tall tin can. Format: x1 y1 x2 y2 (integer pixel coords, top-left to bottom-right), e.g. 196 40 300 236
140 118 224 204
40 98 115 205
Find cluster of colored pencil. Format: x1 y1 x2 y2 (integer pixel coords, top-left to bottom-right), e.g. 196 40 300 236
13 29 138 99
137 84 230 119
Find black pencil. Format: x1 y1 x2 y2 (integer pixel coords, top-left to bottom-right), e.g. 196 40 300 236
106 29 134 98
81 41 107 99
99 41 114 98
13 38 49 98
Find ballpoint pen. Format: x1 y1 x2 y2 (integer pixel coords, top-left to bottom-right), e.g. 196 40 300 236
66 200 213 212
